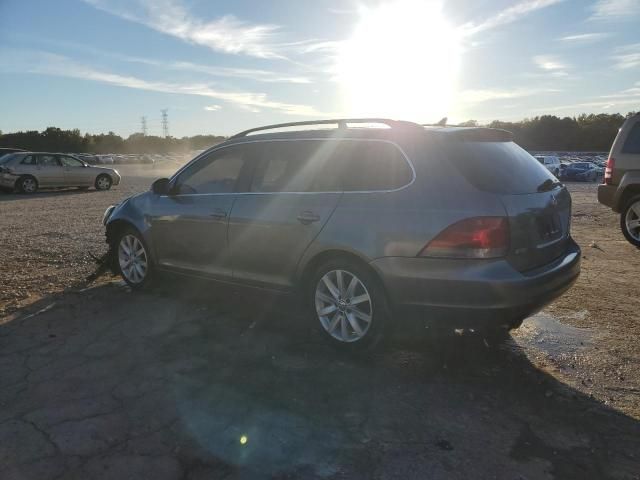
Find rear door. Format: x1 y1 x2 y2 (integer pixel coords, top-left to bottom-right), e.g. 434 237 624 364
35 154 64 186
228 140 342 289
445 140 571 272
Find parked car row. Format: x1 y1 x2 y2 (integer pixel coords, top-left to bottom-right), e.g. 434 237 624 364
534 154 604 182
74 152 200 166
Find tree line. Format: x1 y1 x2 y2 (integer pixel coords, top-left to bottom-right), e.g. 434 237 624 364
0 112 636 154
0 129 226 154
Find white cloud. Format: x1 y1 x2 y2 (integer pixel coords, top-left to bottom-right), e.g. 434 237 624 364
590 0 640 20
457 87 560 104
204 105 221 111
559 32 611 43
462 0 565 35
4 50 324 116
532 55 571 78
612 44 640 69
82 0 285 58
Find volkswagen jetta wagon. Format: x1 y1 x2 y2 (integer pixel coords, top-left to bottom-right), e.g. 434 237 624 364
103 119 580 350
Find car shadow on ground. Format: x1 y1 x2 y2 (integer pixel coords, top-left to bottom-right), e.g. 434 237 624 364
1 278 639 479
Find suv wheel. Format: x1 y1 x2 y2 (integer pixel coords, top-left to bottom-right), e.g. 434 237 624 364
18 176 38 194
621 195 640 247
115 228 154 288
310 259 388 350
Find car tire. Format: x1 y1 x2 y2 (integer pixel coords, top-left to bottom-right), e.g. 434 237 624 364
620 195 640 248
309 258 389 351
95 174 112 191
114 227 154 288
17 175 38 194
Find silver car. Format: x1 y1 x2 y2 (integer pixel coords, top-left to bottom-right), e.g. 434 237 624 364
103 119 580 350
0 152 121 193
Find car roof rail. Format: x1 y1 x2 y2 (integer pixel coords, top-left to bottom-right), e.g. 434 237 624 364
230 118 422 138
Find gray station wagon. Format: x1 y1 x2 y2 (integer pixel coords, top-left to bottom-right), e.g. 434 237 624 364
0 152 121 193
103 119 580 350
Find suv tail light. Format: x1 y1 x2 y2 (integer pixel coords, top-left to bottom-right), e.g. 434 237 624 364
419 217 510 259
604 157 615 185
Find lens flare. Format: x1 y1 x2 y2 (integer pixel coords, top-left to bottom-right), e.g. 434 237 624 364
336 0 460 121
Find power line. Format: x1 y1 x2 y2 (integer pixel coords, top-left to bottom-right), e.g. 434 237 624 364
161 109 169 138
141 116 147 136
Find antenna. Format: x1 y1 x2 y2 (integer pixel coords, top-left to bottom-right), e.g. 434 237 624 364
161 109 169 138
141 116 147 136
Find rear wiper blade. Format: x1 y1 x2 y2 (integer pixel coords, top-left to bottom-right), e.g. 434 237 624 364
537 178 563 192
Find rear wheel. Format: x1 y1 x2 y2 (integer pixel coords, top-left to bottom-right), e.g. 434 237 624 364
115 228 154 288
310 259 388 351
95 174 112 191
621 195 640 248
18 176 38 194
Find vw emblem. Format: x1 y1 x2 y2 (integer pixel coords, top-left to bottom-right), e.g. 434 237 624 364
550 194 558 206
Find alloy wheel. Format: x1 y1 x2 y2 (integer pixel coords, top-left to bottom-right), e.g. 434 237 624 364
97 176 111 190
624 200 640 242
315 269 372 343
22 178 36 193
118 234 148 284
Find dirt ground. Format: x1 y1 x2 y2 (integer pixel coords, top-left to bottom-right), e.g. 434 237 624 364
1 168 639 479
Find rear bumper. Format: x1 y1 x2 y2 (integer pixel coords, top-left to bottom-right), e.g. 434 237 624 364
597 184 618 211
370 239 581 329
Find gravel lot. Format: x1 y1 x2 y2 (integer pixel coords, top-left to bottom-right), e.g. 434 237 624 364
1 168 639 478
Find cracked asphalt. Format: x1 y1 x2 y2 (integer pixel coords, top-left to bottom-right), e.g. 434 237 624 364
1 280 639 479
1 169 639 479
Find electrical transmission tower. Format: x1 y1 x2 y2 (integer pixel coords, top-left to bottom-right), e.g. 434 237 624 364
161 109 169 138
141 116 147 136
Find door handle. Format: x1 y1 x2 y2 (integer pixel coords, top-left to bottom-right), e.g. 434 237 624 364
297 211 320 225
210 208 227 219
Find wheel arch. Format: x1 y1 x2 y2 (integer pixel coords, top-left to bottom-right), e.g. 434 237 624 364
619 185 640 212
297 249 390 304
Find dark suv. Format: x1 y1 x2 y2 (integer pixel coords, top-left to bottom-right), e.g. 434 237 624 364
103 119 580 349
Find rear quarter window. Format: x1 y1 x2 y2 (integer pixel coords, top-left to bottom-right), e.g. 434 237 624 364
622 122 640 154
445 141 555 194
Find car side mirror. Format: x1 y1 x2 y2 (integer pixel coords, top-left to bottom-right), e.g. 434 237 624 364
151 178 170 195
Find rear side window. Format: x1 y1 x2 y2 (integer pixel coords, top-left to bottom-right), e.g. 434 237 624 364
332 141 413 191
250 140 412 193
622 122 640 154
445 141 555 194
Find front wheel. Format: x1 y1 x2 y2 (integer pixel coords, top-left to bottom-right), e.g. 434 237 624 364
115 228 154 288
95 174 112 191
621 196 640 248
310 259 388 351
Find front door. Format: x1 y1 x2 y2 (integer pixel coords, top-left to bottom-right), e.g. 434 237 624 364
59 155 91 186
148 144 254 278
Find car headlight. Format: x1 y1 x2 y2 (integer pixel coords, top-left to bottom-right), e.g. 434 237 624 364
102 205 117 225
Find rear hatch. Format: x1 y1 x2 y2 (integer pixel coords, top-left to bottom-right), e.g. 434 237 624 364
443 133 571 272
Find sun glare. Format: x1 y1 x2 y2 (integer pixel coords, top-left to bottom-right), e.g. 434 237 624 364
337 0 460 122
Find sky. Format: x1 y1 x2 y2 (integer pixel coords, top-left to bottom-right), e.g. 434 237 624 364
0 0 639 137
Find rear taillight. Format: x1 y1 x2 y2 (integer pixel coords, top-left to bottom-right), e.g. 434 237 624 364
604 157 615 185
418 217 510 259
